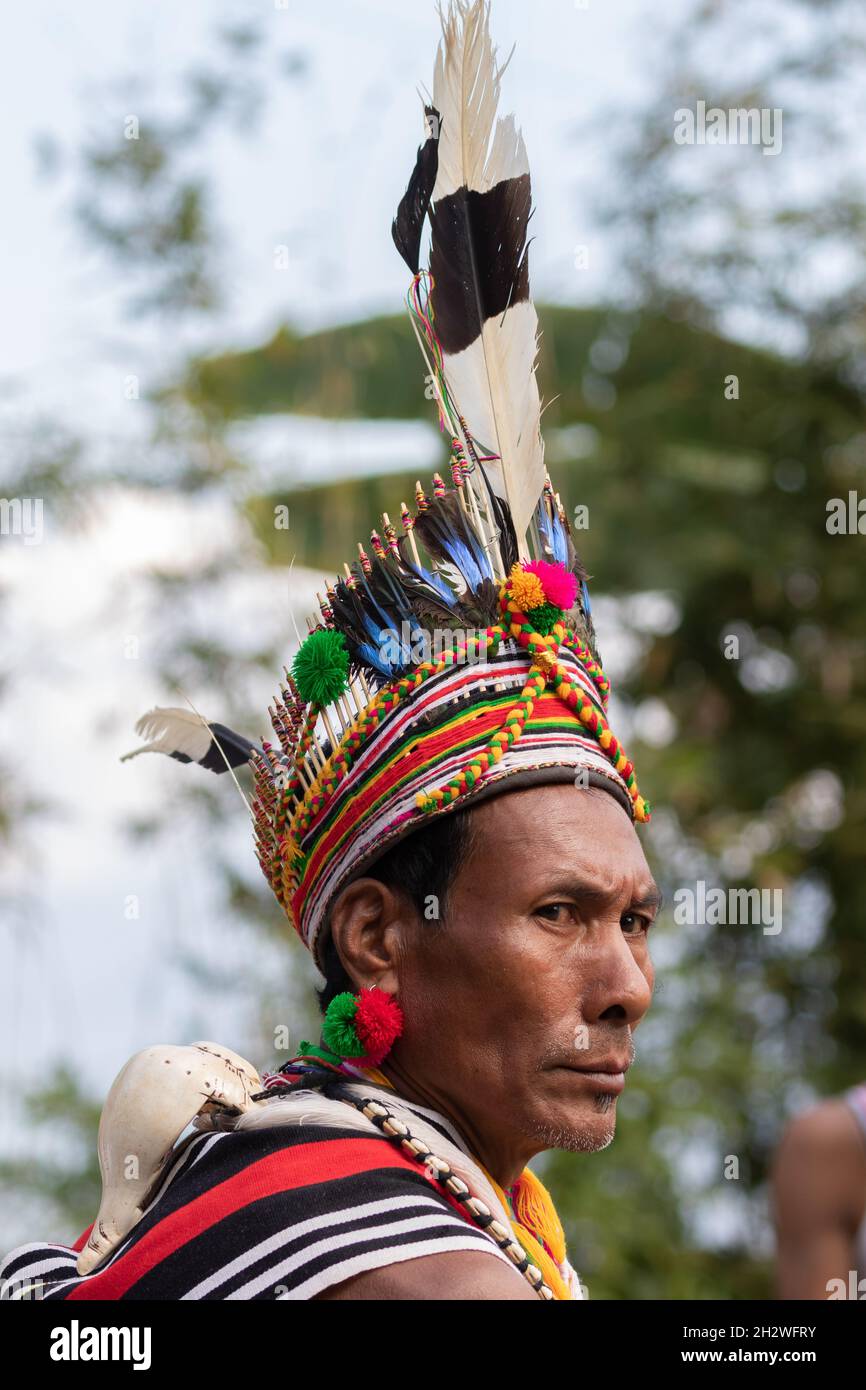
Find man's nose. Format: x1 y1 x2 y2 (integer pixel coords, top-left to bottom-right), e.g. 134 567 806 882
583 922 654 1026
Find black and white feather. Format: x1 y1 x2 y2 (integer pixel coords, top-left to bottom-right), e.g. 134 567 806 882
425 0 546 545
120 707 258 774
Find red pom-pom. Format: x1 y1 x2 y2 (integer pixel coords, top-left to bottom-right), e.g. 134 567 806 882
522 559 578 610
354 987 404 1065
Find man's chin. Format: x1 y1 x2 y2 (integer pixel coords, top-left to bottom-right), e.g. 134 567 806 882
525 1098 617 1154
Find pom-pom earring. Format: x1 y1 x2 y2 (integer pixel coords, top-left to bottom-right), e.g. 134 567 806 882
321 986 404 1067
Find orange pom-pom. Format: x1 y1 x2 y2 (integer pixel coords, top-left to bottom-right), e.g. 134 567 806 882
508 563 546 613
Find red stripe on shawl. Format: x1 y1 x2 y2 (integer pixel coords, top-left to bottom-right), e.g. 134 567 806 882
65 1136 432 1300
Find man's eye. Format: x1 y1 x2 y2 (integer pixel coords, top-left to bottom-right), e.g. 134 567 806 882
622 912 652 935
536 903 575 923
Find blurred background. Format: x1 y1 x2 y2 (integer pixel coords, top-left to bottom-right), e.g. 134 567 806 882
1 0 864 1299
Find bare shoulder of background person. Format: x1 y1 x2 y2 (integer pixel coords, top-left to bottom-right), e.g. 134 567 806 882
771 1099 866 1300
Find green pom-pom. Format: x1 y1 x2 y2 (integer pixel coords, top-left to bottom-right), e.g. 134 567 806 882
322 991 365 1057
292 628 350 706
527 601 563 636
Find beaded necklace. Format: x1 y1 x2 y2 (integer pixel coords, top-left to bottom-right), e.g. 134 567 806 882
258 1052 574 1300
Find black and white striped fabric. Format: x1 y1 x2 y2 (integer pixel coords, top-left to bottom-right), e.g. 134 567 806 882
0 1102 520 1301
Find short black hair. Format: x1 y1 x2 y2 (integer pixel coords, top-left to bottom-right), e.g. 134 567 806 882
315 807 476 1016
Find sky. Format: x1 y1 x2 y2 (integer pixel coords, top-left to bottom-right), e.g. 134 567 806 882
0 0 663 439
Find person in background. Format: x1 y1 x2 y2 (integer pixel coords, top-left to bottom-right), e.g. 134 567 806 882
772 1082 866 1299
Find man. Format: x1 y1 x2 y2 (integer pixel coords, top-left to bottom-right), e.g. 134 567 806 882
772 1087 866 1299
0 0 657 1301
310 782 659 1299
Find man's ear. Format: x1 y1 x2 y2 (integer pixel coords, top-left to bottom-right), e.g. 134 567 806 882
327 878 412 995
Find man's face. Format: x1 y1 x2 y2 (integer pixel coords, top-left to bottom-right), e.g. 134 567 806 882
394 782 659 1167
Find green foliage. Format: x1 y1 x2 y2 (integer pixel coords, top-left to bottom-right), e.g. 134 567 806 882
0 1067 102 1243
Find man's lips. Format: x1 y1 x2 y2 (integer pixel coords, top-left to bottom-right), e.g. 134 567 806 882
548 1057 630 1093
554 1058 630 1074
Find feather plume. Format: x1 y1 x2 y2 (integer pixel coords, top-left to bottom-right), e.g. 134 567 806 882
391 104 441 275
425 0 546 544
121 706 257 774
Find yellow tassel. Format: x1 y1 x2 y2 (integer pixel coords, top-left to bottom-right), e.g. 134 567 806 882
479 1164 573 1300
511 1169 566 1263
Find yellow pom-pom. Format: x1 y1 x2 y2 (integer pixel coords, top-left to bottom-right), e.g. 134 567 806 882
508 563 546 613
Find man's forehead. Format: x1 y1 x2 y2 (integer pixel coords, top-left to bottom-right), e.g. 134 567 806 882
471 781 636 837
465 782 652 884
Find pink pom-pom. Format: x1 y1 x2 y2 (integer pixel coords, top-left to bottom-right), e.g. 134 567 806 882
522 560 578 610
354 987 404 1065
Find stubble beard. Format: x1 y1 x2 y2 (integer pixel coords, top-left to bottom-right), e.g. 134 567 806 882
525 1091 617 1154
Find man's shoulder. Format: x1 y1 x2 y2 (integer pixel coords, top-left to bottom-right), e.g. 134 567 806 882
2 1120 515 1301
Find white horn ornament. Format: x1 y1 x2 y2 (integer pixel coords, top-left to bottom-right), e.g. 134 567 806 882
76 1041 263 1275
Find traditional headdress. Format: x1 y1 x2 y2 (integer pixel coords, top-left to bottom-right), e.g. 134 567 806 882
124 0 650 973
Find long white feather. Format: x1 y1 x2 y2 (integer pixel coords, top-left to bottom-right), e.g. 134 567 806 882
431 0 545 543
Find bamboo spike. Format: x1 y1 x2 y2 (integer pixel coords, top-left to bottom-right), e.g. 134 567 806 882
453 414 504 579
306 739 325 773
453 464 470 514
295 758 314 790
357 670 372 700
401 502 423 569
348 676 366 714
316 590 331 626
461 419 508 578
319 705 340 751
266 737 309 791
382 512 401 559
408 308 452 438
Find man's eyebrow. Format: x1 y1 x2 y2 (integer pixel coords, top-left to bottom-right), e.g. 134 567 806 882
633 886 665 915
537 879 665 914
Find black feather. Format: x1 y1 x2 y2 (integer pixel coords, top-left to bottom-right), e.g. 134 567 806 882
391 105 441 275
428 174 532 354
487 489 519 574
171 722 257 774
